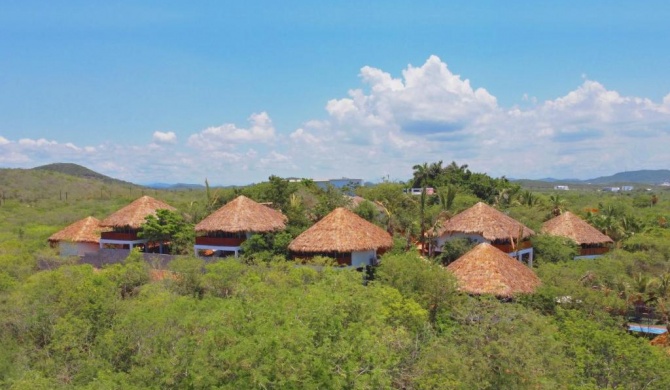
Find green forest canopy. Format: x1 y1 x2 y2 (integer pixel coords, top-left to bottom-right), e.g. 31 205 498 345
1 161 670 388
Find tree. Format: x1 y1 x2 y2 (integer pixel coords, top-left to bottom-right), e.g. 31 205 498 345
435 238 476 265
518 190 538 207
263 175 294 212
437 185 457 211
412 163 430 251
167 257 205 298
314 185 349 220
139 209 194 255
376 252 459 324
531 234 579 263
411 162 430 189
408 299 575 389
549 193 567 216
353 199 377 222
105 248 151 298
556 308 670 388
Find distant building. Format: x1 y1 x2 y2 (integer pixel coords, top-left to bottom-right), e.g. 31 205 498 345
554 185 570 191
601 187 621 192
622 186 634 191
405 187 435 195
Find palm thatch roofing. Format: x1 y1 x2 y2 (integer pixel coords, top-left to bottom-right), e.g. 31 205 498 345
541 211 613 245
48 216 107 243
195 195 287 233
289 207 393 253
436 202 534 241
100 195 176 229
446 243 541 297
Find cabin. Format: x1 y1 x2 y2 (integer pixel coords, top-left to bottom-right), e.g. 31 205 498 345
446 243 541 297
433 202 535 265
194 195 287 258
99 195 176 253
541 211 613 259
48 216 107 256
288 207 392 268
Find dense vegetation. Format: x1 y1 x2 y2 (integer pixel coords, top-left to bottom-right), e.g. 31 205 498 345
2 163 670 388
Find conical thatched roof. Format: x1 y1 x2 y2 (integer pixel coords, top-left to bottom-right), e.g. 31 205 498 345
437 202 534 241
446 243 540 297
195 195 287 233
100 196 176 229
289 207 393 253
541 211 613 245
48 216 107 243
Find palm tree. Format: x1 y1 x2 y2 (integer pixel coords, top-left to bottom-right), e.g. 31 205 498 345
437 185 457 211
427 160 444 185
411 162 429 189
548 193 566 216
412 163 430 252
519 190 538 207
657 273 670 298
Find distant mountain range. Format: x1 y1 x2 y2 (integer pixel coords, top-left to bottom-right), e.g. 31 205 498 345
143 182 205 190
532 170 670 185
17 163 670 188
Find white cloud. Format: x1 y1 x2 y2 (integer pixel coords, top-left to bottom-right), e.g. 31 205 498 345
258 151 292 169
287 56 670 181
187 112 276 150
18 138 57 147
3 56 670 184
289 128 321 145
152 131 177 144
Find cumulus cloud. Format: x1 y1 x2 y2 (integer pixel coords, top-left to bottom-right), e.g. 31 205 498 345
325 55 498 136
287 56 670 180
152 131 177 144
4 56 670 183
258 151 292 169
187 112 276 150
289 128 321 146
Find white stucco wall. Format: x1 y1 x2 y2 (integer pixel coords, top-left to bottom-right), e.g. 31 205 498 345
59 242 100 257
351 250 376 268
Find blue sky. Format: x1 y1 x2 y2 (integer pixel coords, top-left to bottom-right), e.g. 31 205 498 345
1 1 670 184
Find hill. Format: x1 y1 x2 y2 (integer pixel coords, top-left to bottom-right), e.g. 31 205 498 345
32 163 135 186
0 164 145 204
586 169 670 185
518 169 670 186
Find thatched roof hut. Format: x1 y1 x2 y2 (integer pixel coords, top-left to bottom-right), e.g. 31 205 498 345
289 207 392 253
195 195 287 234
100 196 176 229
446 243 541 297
48 216 106 244
436 202 534 241
541 211 613 245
